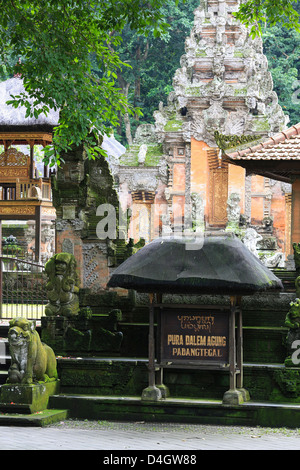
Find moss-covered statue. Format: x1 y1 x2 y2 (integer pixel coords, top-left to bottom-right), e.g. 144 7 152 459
7 318 58 384
45 253 80 317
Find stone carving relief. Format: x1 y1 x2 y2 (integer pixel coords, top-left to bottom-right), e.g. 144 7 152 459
45 253 80 317
41 222 55 258
152 0 287 146
0 148 28 166
130 171 158 192
243 228 263 258
227 193 241 226
243 227 284 267
82 243 108 292
260 251 284 268
284 296 300 367
161 212 172 236
191 192 205 232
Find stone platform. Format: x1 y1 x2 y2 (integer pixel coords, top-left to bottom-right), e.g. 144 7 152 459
0 409 68 427
0 380 61 413
54 357 300 403
48 394 300 429
0 380 67 426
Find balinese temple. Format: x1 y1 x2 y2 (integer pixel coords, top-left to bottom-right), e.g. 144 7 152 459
114 0 292 268
0 76 126 266
0 0 297 279
0 76 59 262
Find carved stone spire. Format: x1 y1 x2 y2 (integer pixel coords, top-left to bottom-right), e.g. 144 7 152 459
154 0 288 147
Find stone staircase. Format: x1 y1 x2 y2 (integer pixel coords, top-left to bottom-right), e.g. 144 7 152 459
1 269 300 427
272 269 298 293
47 285 300 427
49 289 293 401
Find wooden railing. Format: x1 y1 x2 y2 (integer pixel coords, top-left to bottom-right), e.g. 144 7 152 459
0 178 52 201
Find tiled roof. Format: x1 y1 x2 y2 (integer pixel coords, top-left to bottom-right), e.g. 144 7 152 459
226 123 300 161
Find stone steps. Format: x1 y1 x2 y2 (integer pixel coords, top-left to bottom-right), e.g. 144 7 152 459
272 269 298 292
54 357 294 403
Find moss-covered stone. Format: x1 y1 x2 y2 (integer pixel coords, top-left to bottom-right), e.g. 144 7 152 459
41 310 124 356
7 318 58 385
272 369 300 401
119 143 163 167
0 380 60 413
44 253 80 317
164 120 183 132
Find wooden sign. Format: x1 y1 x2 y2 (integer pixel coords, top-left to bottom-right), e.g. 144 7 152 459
158 308 229 368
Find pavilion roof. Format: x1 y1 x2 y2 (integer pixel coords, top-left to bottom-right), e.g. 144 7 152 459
107 234 283 296
0 78 126 155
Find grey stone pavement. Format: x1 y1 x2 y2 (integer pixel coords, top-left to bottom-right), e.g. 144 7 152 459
0 420 300 451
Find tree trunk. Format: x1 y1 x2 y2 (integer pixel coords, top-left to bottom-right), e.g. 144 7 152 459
117 75 133 146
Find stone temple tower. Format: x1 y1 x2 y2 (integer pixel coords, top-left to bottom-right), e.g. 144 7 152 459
157 0 287 145
116 0 290 260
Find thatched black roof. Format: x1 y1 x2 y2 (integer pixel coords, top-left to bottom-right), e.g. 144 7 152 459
107 234 283 296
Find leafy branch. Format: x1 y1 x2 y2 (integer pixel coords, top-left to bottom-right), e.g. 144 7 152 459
0 0 179 165
233 0 300 37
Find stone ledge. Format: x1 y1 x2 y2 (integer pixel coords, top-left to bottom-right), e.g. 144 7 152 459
0 409 68 427
49 394 300 428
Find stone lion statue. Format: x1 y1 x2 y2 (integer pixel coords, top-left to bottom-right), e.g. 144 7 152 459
7 318 58 384
44 252 80 317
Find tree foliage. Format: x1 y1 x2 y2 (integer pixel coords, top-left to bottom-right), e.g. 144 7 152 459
113 0 199 145
0 0 179 165
0 0 300 164
263 23 300 126
234 0 300 37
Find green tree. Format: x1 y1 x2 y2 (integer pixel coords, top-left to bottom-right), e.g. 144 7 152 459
113 0 199 145
0 47 16 81
1 0 299 164
0 0 180 165
263 24 300 126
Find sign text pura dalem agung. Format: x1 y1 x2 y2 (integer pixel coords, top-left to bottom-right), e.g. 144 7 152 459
159 309 229 366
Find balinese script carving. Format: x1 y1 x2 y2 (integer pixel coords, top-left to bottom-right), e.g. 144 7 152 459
177 315 215 333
